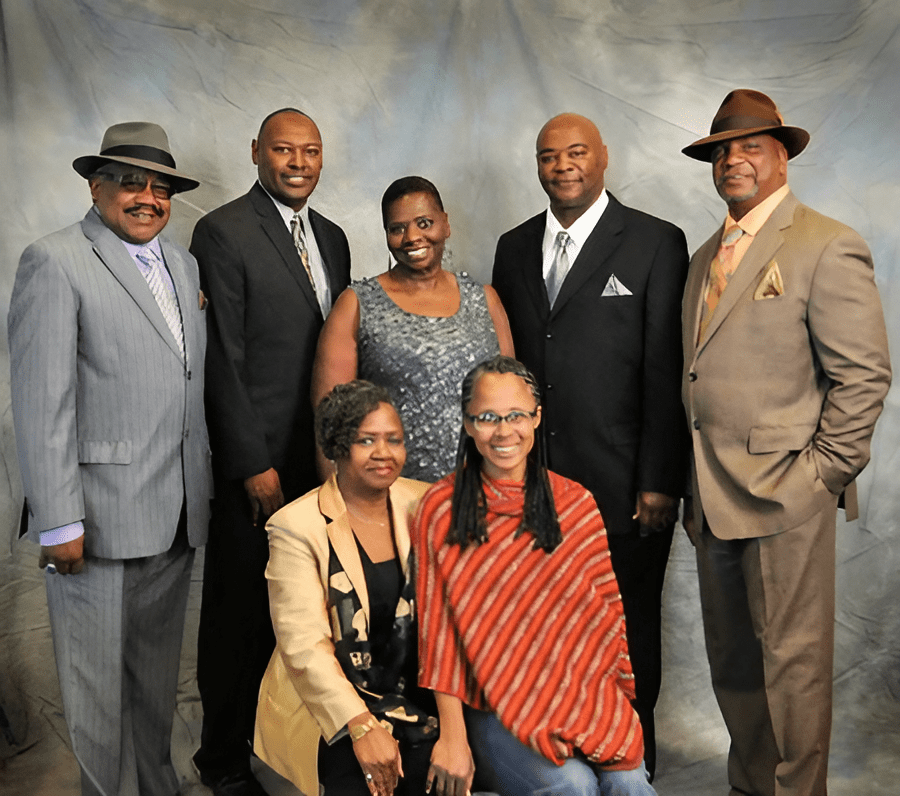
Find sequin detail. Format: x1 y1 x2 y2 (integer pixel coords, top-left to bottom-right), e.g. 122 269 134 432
353 273 500 482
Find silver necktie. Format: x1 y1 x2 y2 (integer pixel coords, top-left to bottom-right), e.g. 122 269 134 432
136 247 185 360
546 230 570 307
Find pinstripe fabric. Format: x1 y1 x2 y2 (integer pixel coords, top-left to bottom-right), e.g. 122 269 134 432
45 531 194 796
8 206 213 796
414 472 644 771
8 208 212 557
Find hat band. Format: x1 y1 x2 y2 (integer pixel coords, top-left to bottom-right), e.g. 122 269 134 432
711 114 782 135
100 144 177 169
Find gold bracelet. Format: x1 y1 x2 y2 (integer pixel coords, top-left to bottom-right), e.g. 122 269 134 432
349 714 392 743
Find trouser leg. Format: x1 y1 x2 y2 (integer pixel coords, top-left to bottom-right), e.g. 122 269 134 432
124 526 194 796
194 479 275 780
606 527 674 780
696 500 836 796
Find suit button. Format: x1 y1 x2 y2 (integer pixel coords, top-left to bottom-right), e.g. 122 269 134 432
184 429 190 439
187 370 192 380
693 419 700 430
689 372 697 382
550 431 557 437
546 333 552 339
546 383 553 390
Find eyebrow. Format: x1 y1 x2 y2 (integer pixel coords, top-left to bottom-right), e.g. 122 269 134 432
537 142 589 155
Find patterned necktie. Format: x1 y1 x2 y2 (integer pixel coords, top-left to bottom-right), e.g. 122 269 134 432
290 212 318 296
135 247 185 360
546 231 570 307
699 224 744 341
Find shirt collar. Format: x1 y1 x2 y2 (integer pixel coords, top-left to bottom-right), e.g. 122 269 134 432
545 189 609 246
258 181 311 228
92 205 162 259
727 184 790 237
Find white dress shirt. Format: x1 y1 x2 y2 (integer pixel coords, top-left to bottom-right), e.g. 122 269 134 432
541 189 610 283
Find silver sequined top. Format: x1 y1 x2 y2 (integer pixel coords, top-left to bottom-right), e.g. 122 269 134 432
353 272 500 482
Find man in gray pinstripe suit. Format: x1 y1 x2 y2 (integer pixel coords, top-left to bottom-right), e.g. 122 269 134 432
8 122 212 796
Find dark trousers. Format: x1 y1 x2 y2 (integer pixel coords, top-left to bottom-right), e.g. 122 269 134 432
193 478 278 780
606 526 674 780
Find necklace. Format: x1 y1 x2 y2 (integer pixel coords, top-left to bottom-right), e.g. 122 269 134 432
345 502 389 528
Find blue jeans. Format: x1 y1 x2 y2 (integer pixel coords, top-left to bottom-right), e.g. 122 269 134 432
464 707 656 796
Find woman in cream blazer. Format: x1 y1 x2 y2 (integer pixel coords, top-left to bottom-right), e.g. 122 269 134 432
254 381 433 796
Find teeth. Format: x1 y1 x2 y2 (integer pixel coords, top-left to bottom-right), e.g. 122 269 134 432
492 446 515 453
406 249 427 257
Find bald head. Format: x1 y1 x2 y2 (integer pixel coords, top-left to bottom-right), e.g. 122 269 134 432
536 114 608 228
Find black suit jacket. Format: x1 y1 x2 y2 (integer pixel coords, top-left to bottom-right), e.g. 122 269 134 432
191 182 351 494
492 194 689 535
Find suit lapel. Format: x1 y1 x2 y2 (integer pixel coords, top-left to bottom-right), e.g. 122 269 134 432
249 185 322 319
551 194 625 318
309 207 342 297
320 477 371 623
517 213 552 319
697 193 797 354
81 209 182 360
159 240 195 362
684 230 721 359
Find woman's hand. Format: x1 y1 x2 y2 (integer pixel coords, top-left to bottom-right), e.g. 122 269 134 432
427 733 475 796
350 713 403 795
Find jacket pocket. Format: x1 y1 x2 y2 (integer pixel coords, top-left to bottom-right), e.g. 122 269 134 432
747 424 817 454
78 440 133 464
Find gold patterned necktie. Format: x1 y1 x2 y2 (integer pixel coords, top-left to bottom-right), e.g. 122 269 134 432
699 224 744 341
290 212 318 295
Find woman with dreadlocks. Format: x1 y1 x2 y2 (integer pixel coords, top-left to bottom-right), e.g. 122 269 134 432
413 355 655 796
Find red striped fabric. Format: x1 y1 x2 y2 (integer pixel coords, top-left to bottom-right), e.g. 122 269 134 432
414 471 644 770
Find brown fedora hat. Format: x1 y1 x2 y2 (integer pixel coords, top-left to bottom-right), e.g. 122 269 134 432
682 89 810 162
73 121 199 193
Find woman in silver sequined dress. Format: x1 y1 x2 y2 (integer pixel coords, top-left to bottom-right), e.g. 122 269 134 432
313 176 514 482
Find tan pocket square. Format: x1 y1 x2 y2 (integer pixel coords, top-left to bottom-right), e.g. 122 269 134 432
754 261 784 300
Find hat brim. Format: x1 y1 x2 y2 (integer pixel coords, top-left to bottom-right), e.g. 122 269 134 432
72 154 200 193
682 125 810 162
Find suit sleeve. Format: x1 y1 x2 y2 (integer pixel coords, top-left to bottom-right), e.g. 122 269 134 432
265 510 367 741
7 240 85 534
807 225 891 493
191 217 272 480
637 223 691 496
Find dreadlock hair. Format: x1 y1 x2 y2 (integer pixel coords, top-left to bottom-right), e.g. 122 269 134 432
447 355 561 552
381 176 444 227
315 380 395 462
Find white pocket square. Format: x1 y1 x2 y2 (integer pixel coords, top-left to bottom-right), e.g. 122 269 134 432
601 274 633 297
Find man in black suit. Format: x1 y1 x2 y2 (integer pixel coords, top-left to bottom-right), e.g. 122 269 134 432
191 108 351 796
491 113 689 779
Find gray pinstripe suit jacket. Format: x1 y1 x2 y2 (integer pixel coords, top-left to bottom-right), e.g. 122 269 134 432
8 207 212 558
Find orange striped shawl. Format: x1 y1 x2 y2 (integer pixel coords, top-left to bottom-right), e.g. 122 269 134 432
414 471 644 770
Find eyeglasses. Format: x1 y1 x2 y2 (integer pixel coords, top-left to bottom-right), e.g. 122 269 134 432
100 173 174 200
465 409 538 432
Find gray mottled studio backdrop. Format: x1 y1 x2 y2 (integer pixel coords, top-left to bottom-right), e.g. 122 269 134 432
1 1 898 794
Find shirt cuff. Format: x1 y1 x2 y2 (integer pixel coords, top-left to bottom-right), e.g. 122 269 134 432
40 521 85 546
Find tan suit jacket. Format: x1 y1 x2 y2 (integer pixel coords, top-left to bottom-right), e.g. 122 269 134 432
682 191 890 541
254 474 429 796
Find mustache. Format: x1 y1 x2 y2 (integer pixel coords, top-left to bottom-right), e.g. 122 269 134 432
125 203 165 217
715 169 753 190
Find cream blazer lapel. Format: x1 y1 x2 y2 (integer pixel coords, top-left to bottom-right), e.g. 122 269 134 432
320 476 424 626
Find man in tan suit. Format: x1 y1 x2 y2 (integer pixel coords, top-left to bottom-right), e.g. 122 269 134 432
681 89 890 796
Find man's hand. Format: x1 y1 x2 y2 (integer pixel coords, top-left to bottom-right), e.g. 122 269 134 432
633 491 679 534
244 468 284 526
39 536 85 575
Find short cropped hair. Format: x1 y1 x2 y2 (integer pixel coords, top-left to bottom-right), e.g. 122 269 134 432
381 176 444 227
315 380 396 461
256 107 313 142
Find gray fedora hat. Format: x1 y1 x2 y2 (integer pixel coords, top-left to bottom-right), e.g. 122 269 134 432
73 121 200 193
682 89 810 162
